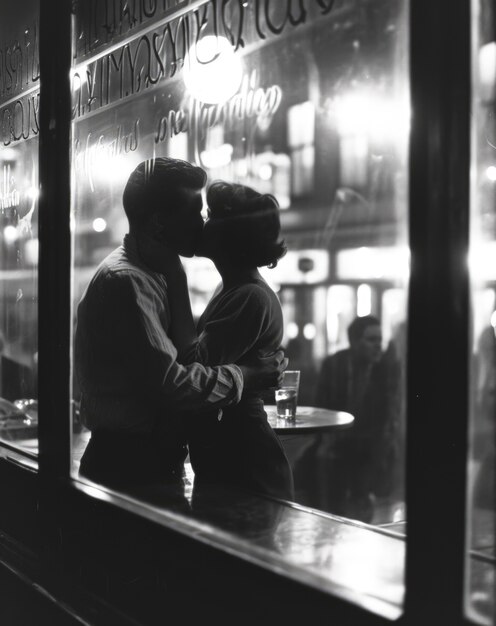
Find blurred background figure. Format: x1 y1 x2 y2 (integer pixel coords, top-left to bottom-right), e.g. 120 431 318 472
315 315 383 415
313 315 401 522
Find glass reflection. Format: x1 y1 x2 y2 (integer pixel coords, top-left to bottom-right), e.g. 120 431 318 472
71 0 408 529
466 0 496 622
0 0 39 455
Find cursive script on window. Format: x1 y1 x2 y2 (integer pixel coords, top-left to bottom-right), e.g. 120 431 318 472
72 0 340 120
0 20 40 104
154 71 281 143
73 118 140 192
74 0 188 59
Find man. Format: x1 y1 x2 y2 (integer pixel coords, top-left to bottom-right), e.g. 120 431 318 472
315 315 383 416
314 315 399 521
75 157 286 486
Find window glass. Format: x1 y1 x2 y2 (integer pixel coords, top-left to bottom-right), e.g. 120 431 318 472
0 0 39 456
466 0 496 622
70 0 409 533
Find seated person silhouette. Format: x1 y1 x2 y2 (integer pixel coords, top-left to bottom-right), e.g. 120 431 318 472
314 315 400 521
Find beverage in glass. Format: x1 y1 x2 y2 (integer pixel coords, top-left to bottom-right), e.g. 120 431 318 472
276 387 298 419
276 370 300 419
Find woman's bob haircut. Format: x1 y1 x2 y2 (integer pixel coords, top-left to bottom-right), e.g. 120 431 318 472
205 181 287 268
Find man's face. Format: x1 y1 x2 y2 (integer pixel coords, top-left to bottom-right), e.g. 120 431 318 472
160 186 204 257
353 325 383 363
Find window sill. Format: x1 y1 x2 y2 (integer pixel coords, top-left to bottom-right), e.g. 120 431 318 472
70 464 405 621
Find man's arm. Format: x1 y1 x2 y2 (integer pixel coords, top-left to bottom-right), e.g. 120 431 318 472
108 271 284 409
238 352 287 391
166 281 287 393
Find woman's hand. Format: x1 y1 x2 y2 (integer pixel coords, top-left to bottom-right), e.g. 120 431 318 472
238 349 288 390
137 232 186 282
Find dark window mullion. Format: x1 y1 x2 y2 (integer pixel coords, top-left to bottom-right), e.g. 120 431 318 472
406 0 471 623
38 0 73 478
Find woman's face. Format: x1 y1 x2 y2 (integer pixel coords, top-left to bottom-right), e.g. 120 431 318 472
195 207 220 260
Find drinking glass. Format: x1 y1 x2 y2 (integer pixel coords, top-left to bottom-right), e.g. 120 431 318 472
275 370 300 420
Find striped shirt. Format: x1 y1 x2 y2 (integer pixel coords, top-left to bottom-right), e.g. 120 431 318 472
75 234 243 433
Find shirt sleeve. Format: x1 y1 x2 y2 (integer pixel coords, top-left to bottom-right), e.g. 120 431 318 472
107 271 243 410
194 285 270 366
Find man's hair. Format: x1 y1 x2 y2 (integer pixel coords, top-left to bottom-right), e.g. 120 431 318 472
347 315 381 344
206 180 287 268
122 157 207 229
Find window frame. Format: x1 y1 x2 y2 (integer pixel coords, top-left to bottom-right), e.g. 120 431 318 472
0 0 483 624
405 0 472 623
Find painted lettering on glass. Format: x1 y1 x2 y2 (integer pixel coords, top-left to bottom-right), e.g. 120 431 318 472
72 0 343 120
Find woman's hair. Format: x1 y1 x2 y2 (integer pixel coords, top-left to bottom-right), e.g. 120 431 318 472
206 181 287 268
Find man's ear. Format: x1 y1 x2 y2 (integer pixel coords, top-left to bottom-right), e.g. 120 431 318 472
148 213 167 241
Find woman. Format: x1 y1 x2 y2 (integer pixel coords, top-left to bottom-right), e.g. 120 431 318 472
179 181 294 501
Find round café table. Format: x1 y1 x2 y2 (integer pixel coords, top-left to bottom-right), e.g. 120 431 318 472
265 405 355 508
264 405 354 434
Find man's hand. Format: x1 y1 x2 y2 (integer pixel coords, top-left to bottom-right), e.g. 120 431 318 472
238 349 288 391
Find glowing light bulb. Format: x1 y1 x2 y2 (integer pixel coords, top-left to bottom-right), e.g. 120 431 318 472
486 166 496 181
286 322 299 339
3 225 17 243
183 36 242 104
258 164 273 181
26 186 39 200
92 218 107 232
303 323 316 340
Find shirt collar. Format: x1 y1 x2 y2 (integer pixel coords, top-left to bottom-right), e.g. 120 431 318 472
122 233 167 283
123 233 144 267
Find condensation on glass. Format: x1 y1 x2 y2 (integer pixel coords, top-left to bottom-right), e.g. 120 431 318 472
0 1 39 455
466 0 496 623
70 0 409 532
